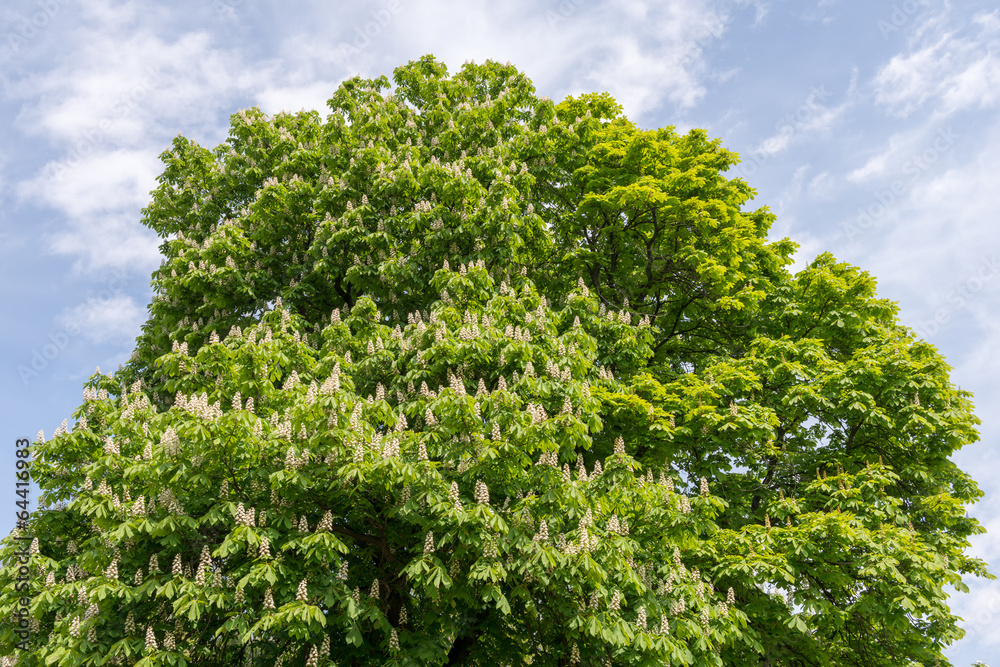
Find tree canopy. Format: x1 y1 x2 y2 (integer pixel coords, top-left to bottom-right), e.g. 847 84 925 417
0 55 991 667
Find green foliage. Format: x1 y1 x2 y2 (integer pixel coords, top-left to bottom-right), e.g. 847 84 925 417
0 55 990 667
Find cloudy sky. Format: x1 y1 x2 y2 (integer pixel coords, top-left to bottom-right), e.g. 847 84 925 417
2 0 998 661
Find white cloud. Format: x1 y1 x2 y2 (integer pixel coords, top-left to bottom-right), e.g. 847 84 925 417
56 293 145 346
8 0 742 277
947 488 1000 649
754 84 850 158
874 10 1000 118
18 149 164 271
22 149 159 219
294 0 733 120
807 171 836 200
843 120 961 186
7 8 268 273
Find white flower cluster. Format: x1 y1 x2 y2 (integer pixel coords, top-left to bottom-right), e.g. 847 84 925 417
448 372 466 395
533 520 549 542
51 418 67 438
172 554 184 577
536 450 558 467
474 481 490 505
613 436 625 456
394 411 408 432
474 378 488 397
103 436 119 456
195 546 212 586
319 368 341 395
563 525 595 556
285 447 308 469
275 419 292 440
160 426 180 456
159 488 185 515
129 496 146 517
380 437 402 462
282 370 301 391
560 396 573 415
526 403 548 423
458 323 480 340
504 324 530 342
175 392 223 421
234 503 256 527
449 482 463 513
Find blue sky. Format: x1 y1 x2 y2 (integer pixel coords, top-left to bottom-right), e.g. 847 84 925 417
2 0 998 662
